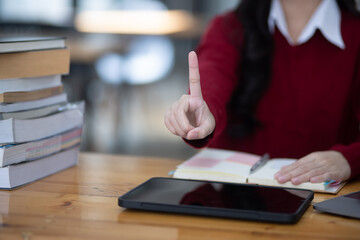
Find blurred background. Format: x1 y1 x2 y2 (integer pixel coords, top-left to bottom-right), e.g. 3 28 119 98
0 0 238 160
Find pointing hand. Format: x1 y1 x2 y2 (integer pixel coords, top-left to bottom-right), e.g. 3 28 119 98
164 51 215 140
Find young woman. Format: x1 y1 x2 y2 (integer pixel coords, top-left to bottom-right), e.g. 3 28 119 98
164 0 360 185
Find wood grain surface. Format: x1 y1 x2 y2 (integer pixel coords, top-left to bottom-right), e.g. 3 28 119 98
0 152 359 240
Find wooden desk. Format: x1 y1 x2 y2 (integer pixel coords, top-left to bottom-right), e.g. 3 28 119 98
0 152 359 240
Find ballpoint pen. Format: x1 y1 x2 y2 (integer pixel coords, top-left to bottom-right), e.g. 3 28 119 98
249 153 270 174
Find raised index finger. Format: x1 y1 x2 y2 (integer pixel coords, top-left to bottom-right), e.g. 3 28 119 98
188 51 202 98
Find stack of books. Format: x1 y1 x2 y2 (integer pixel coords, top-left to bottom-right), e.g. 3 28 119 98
0 36 84 189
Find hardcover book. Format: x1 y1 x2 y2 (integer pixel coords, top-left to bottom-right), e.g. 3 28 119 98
0 48 70 79
0 85 63 103
0 101 84 144
0 75 62 93
0 93 67 112
0 36 66 53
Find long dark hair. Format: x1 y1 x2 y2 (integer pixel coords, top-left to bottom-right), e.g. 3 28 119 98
228 0 360 138
227 0 272 138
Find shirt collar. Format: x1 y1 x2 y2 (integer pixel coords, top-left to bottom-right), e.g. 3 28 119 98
268 0 345 49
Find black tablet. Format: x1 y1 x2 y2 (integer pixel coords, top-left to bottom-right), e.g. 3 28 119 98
118 177 313 223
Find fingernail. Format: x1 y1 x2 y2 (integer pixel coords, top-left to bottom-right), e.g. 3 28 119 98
292 178 299 185
188 132 197 139
278 176 285 182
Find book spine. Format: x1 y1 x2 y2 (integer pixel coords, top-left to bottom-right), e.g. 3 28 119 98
0 93 67 112
0 86 63 103
0 104 61 120
0 74 61 93
0 49 70 79
0 39 65 53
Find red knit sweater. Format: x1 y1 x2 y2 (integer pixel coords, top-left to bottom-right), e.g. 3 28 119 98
188 11 360 179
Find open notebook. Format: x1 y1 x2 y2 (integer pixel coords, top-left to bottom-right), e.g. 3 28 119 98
172 148 345 194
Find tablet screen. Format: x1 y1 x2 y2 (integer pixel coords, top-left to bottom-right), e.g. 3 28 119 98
119 178 312 214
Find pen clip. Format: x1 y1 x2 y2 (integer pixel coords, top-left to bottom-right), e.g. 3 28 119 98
249 153 270 174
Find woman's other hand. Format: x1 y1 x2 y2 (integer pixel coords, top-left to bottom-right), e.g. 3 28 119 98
164 51 215 140
274 151 351 184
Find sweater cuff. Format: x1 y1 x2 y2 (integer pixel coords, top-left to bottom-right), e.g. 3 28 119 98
183 132 214 149
331 142 360 179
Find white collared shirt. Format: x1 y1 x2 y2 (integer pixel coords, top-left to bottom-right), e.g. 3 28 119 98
268 0 345 49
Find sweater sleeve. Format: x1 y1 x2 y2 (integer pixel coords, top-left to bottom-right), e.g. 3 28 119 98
330 59 360 180
329 15 360 180
185 12 243 148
